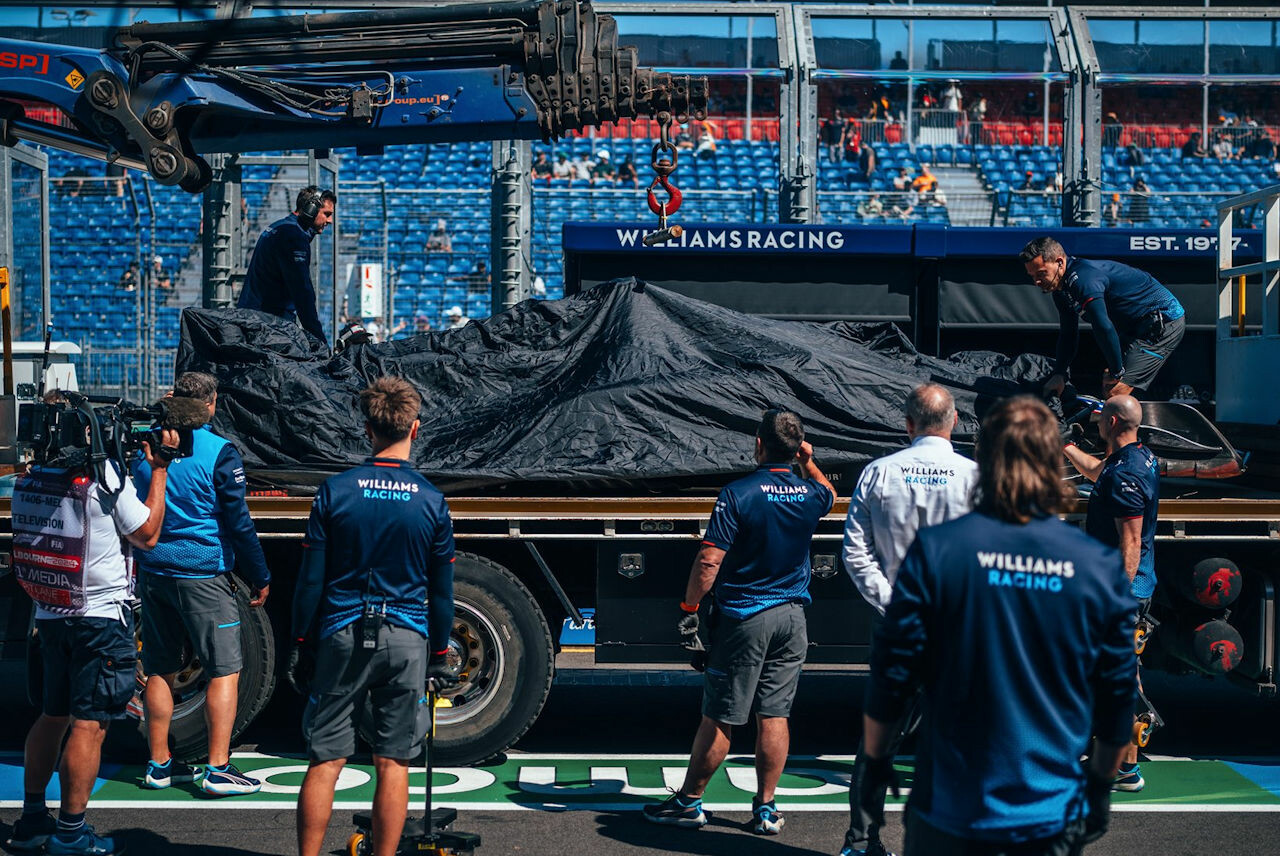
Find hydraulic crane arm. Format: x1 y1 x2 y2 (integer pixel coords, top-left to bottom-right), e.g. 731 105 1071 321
0 0 706 192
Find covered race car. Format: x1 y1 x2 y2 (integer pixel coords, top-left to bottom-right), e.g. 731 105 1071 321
177 278 1241 494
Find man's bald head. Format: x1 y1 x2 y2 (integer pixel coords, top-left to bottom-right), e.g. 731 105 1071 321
906 383 957 438
1101 394 1142 434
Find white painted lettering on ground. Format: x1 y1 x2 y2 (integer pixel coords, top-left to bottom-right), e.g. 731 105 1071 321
517 766 684 796
725 767 854 797
253 765 371 795
409 768 497 796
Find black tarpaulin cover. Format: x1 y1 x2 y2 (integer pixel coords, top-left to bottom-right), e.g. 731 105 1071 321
176 279 1050 494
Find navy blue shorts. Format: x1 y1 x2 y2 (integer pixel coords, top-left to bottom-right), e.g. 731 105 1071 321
37 614 137 721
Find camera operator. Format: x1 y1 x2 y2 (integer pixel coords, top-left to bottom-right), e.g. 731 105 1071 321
7 393 177 856
131 372 271 797
291 377 456 856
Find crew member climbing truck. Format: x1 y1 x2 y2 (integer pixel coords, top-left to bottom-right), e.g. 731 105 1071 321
4 207 1280 766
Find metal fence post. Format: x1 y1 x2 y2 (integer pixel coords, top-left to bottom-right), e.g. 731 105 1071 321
491 140 532 311
201 153 242 309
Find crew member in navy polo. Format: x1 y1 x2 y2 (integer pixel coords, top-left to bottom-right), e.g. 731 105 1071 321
1065 393 1159 793
238 186 335 346
646 408 835 836
133 371 271 798
859 396 1137 856
1020 236 1185 398
292 377 457 856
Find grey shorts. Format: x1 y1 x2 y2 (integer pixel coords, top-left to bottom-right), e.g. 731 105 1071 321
1122 314 1185 392
702 602 807 726
303 623 428 762
140 573 243 679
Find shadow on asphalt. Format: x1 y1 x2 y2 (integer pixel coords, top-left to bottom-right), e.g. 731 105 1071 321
593 811 830 855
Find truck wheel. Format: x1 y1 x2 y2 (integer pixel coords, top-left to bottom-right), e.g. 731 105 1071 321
361 553 553 766
106 577 276 762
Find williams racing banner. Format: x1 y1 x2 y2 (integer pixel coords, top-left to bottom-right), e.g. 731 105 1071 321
176 279 1049 494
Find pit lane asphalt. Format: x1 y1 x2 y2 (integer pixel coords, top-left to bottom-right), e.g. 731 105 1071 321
4 670 1280 855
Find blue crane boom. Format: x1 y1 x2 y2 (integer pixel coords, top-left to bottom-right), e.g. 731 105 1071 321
0 0 706 192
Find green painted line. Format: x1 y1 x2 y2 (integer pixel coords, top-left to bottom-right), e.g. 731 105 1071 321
3 755 1277 811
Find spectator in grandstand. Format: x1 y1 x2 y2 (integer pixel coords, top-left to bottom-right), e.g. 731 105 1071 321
644 409 834 837
8 393 176 856
675 123 695 152
59 165 91 198
1063 393 1160 795
940 79 962 114
857 193 884 219
531 266 546 298
293 377 456 856
531 151 553 181
414 315 431 335
465 260 490 294
1104 193 1123 228
838 385 977 856
967 96 987 146
572 151 596 184
1020 90 1039 121
1019 170 1036 192
889 50 907 71
892 167 912 193
426 219 452 254
858 395 1135 856
1124 144 1146 168
843 120 863 164
237 185 336 347
821 110 845 163
1043 173 1062 195
591 149 616 184
552 152 574 180
117 260 139 293
1181 132 1208 160
694 119 718 160
616 155 639 188
858 143 877 181
150 255 173 291
1248 131 1276 161
134 371 270 800
364 317 385 343
444 306 469 330
1020 235 1185 399
912 166 941 207
1128 178 1151 225
890 195 914 222
1211 133 1236 161
1103 112 1124 148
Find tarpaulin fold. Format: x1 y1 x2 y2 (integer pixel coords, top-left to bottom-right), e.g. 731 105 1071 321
176 279 1051 494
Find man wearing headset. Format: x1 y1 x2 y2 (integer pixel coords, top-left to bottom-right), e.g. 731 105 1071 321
238 185 337 347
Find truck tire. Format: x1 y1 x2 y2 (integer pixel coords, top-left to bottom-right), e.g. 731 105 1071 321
106 578 276 762
361 553 554 766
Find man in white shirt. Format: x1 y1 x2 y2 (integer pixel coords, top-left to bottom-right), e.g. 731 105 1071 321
8 398 176 856
838 383 977 856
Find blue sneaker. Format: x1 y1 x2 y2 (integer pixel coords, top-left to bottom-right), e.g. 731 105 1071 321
143 759 204 789
47 825 121 855
752 799 785 835
6 811 56 852
1113 763 1145 793
839 844 896 856
642 793 707 828
199 763 261 797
